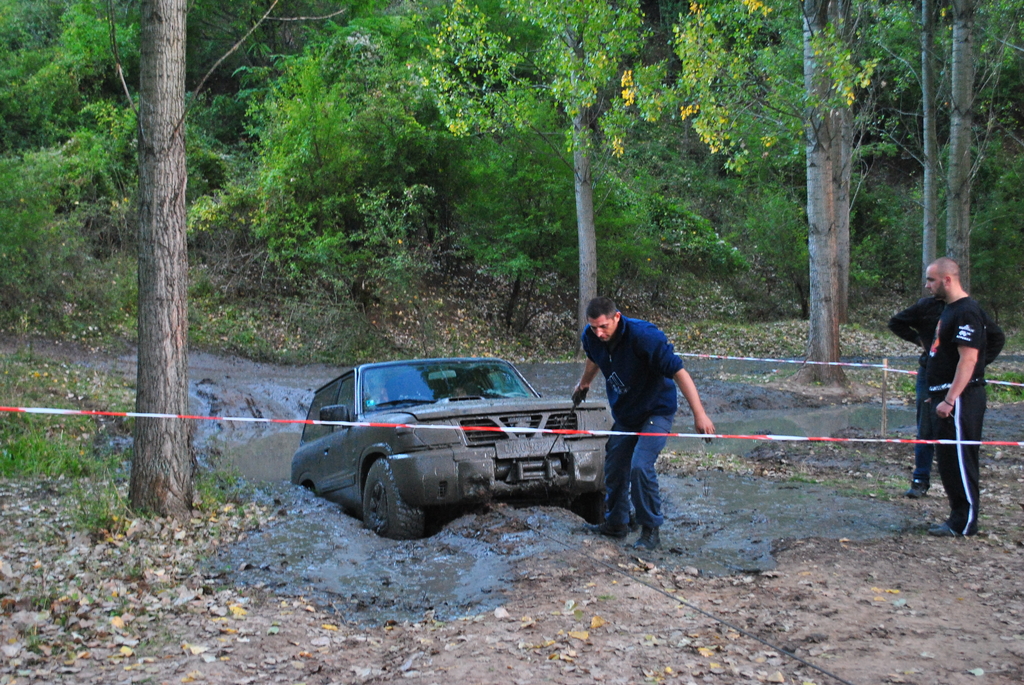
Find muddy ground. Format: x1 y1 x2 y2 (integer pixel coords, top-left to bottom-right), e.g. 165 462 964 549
2 342 1024 685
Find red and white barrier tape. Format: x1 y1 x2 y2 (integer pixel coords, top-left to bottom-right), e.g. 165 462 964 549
677 352 1024 388
3 405 1023 448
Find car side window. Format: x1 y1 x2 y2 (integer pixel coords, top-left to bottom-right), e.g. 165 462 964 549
338 375 355 414
301 378 341 444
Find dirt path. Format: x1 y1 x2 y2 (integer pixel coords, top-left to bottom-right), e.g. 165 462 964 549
3 341 1024 684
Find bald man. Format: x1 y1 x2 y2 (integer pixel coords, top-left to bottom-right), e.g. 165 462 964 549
924 257 1004 537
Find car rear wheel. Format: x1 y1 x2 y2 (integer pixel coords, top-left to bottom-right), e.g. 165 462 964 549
363 459 425 539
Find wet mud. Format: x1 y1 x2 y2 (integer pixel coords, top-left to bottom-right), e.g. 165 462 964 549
208 469 912 625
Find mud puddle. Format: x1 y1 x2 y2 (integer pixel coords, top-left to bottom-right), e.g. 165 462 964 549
206 485 567 624
208 471 912 625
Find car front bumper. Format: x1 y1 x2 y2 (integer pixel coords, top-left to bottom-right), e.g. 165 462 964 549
387 441 604 508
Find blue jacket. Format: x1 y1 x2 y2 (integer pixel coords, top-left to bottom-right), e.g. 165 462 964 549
581 315 683 426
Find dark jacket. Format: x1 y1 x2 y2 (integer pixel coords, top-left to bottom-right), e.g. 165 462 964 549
888 296 944 367
581 316 683 425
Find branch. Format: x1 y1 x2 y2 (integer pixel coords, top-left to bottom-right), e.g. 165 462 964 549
266 8 348 22
105 0 136 112
175 2 348 138
186 0 282 113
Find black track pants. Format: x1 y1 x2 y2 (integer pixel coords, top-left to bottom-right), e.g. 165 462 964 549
931 384 986 535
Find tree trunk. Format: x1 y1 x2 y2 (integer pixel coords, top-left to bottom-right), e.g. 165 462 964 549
921 0 939 285
947 0 975 289
800 0 845 386
131 0 193 520
830 0 853 324
573 109 598 338
832 105 852 324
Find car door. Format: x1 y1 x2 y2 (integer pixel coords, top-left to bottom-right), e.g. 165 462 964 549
315 373 360 507
294 377 341 486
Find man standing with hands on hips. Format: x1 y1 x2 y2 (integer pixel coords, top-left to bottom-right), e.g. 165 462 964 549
924 258 1003 537
573 297 715 550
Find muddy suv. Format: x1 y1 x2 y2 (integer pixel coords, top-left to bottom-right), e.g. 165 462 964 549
292 358 611 539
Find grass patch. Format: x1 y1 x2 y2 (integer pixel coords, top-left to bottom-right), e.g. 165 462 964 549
988 370 1024 403
1 350 134 478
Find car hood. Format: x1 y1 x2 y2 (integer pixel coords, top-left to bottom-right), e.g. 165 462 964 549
390 397 602 421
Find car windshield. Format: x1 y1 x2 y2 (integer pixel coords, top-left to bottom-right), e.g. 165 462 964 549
361 360 534 411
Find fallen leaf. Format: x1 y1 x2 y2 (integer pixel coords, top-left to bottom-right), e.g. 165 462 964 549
568 630 589 641
110 615 125 630
228 604 247 618
590 615 608 629
119 646 134 657
767 672 786 683
697 647 715 657
321 624 338 631
968 668 985 676
494 606 510 619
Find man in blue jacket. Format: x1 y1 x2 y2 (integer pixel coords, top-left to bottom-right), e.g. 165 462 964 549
573 297 715 550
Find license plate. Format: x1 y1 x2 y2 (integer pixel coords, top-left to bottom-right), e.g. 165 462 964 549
496 437 558 459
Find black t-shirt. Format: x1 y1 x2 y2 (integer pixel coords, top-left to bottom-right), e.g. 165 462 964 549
926 297 988 388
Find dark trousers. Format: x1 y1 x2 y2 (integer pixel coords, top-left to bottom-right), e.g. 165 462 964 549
932 384 986 535
913 366 936 482
603 414 672 529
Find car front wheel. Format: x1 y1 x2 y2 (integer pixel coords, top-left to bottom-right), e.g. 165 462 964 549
362 459 425 539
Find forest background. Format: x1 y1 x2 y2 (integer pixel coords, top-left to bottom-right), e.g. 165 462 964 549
3 0 1023 366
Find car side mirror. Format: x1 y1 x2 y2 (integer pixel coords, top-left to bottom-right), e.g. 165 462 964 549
320 404 352 423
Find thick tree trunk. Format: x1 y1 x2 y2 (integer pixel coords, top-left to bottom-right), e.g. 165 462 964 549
947 0 975 288
131 0 193 519
921 0 939 284
830 0 853 324
573 110 598 337
800 0 845 386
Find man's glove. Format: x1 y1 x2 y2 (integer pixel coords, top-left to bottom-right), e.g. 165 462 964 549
571 386 589 407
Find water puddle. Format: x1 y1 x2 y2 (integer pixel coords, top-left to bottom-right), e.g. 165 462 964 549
657 470 910 575
670 404 917 455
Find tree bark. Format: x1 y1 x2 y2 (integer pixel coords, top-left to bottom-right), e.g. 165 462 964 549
832 105 852 324
920 0 939 285
573 108 598 338
800 0 845 385
830 0 853 325
947 0 975 289
131 0 193 519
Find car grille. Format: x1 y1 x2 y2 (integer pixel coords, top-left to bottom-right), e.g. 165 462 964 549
460 412 579 444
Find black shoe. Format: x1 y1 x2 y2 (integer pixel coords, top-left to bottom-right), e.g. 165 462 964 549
583 521 629 539
632 525 660 550
904 480 929 498
928 522 976 537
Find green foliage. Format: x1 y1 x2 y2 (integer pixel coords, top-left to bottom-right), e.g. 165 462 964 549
0 0 138 153
971 149 1024 324
249 15 458 299
673 0 804 170
455 132 577 327
429 0 663 154
847 174 923 297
